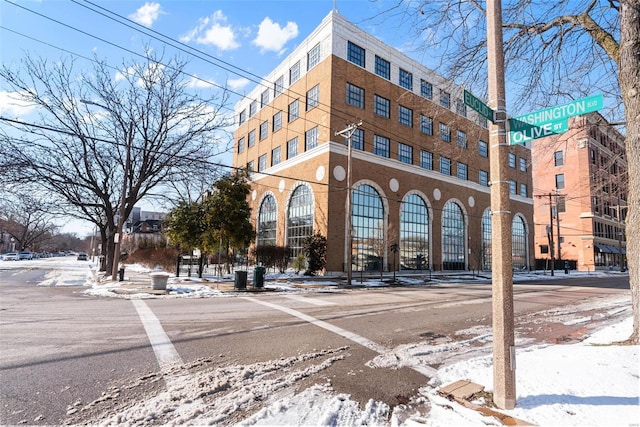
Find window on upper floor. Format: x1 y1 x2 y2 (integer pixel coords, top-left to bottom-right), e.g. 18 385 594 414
440 157 451 175
346 83 365 108
248 129 256 147
398 105 413 127
519 157 527 172
420 79 432 99
305 126 318 151
249 101 257 117
420 150 433 170
289 61 300 84
375 55 390 79
420 115 433 135
509 180 517 194
479 140 488 157
287 137 298 159
272 111 282 132
439 123 451 142
440 91 450 108
237 137 245 154
274 75 284 97
399 68 413 90
374 94 390 118
398 143 412 164
554 151 564 166
556 173 565 190
271 146 281 166
258 154 267 172
456 99 467 117
260 90 269 108
307 43 320 70
259 121 268 140
457 162 468 180
288 99 299 122
347 41 365 67
508 153 516 168
479 170 489 186
457 130 467 148
306 84 319 110
374 135 390 158
239 109 246 125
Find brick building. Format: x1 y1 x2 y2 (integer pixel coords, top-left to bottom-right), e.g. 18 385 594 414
532 113 627 271
233 10 534 274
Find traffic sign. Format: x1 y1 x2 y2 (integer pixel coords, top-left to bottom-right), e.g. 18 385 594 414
464 90 494 123
509 94 603 144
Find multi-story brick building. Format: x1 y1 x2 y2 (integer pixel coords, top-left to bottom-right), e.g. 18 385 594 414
532 113 627 271
233 10 534 275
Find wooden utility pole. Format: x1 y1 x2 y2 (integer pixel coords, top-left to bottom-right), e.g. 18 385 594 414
487 0 516 409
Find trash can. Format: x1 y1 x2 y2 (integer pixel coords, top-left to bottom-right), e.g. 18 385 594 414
253 266 265 288
118 267 125 281
234 270 247 290
150 272 170 290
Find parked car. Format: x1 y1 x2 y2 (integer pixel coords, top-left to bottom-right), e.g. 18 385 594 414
19 251 33 260
77 252 88 261
2 252 20 261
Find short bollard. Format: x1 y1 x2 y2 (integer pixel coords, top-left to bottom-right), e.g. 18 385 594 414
150 272 170 290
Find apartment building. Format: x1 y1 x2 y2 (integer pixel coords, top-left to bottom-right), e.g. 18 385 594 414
232 10 534 274
532 113 627 271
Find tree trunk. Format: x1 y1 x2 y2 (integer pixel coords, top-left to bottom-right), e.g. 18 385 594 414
619 0 640 344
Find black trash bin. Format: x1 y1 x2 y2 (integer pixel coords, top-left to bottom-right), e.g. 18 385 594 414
253 266 265 288
234 270 247 290
118 267 125 281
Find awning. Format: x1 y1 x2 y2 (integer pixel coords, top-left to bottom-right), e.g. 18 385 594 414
594 245 623 254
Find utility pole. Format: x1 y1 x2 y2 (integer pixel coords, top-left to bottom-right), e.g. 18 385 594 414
555 189 562 261
335 121 362 287
487 0 516 410
548 193 555 276
112 121 133 281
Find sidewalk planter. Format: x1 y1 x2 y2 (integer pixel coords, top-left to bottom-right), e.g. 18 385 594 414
234 270 247 290
150 272 170 290
253 266 265 288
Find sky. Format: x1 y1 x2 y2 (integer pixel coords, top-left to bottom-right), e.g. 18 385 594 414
0 0 421 236
2 256 638 426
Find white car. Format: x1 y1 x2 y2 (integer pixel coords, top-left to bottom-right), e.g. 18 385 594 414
3 252 20 261
19 251 33 260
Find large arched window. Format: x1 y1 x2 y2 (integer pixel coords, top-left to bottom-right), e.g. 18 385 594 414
482 208 492 270
512 215 528 270
400 194 429 270
287 185 314 258
257 194 277 246
352 184 385 272
442 201 466 270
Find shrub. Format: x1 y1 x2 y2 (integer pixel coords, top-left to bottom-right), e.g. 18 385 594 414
303 232 327 275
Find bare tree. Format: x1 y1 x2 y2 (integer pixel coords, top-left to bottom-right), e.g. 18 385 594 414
0 189 59 251
374 0 638 343
0 49 231 273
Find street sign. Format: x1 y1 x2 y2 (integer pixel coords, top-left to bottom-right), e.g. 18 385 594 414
509 94 603 144
464 90 494 123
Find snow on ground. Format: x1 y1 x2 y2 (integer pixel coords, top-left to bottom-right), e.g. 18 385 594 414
2 256 638 426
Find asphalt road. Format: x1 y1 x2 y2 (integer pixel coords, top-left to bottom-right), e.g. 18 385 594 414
0 267 631 425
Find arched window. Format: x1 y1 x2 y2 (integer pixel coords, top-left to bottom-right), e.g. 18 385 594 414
257 195 277 246
287 185 314 258
352 184 384 272
442 201 465 270
512 215 528 270
400 194 429 270
482 208 492 270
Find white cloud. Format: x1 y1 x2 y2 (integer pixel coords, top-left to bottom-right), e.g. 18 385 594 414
228 77 250 91
0 91 37 117
180 10 240 51
128 2 163 27
186 75 217 89
252 17 298 54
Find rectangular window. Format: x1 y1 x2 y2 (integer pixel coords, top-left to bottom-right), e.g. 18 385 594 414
398 105 413 127
246 160 254 173
346 83 365 108
272 111 282 132
274 76 284 97
237 137 245 154
305 126 318 151
248 129 256 147
307 43 320 70
287 137 298 159
456 99 467 117
420 150 433 170
399 68 413 90
420 115 433 135
479 140 488 157
374 94 390 118
520 183 528 197
347 41 365 67
440 157 451 175
457 162 468 180
271 146 281 166
519 157 527 172
350 128 364 150
398 143 412 164
258 154 267 172
479 170 489 186
374 135 390 158
239 109 246 125
420 79 432 99
306 84 319 110
509 180 517 195
260 90 269 108
375 55 390 79
288 99 299 122
554 151 564 166
557 195 566 212
439 123 451 142
440 91 450 108
478 116 488 128
555 173 565 189
509 153 516 168
259 121 268 140
457 130 467 148
249 101 257 117
289 61 300 84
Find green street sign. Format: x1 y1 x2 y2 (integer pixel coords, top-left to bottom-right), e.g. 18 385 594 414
509 94 603 144
464 90 494 123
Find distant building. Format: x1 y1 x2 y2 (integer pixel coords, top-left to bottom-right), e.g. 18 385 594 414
123 207 167 249
233 10 534 274
532 112 627 271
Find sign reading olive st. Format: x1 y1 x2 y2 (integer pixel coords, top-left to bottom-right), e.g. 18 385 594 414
509 94 603 144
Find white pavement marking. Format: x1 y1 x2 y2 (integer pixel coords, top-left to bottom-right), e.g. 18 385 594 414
243 297 437 378
284 294 337 306
132 299 183 374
